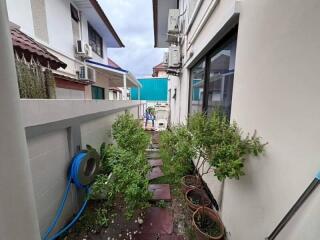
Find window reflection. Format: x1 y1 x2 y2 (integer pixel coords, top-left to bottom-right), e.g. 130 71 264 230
207 39 237 119
190 60 205 113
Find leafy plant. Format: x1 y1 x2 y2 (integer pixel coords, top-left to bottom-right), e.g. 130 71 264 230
188 111 267 181
112 112 150 155
88 112 152 219
159 126 196 184
110 147 151 218
15 57 56 99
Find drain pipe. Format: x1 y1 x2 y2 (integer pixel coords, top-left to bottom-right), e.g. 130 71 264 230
0 0 41 239
266 172 320 240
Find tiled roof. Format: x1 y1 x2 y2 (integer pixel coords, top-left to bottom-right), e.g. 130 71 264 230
153 62 166 70
11 27 67 70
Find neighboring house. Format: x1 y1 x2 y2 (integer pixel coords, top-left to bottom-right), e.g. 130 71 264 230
6 0 140 99
131 77 168 106
152 62 168 77
153 0 320 239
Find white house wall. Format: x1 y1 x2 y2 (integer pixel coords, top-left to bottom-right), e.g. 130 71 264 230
6 0 35 36
44 0 74 56
174 0 320 239
224 0 320 239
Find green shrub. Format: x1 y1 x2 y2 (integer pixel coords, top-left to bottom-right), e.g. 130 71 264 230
112 112 149 155
188 111 267 181
109 147 151 218
159 126 196 184
89 112 151 219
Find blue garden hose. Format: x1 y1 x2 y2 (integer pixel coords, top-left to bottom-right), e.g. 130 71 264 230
42 151 99 240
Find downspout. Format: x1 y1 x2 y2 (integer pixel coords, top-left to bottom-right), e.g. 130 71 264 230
0 1 41 239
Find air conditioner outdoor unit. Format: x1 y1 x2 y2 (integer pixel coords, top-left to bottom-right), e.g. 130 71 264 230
167 9 179 43
76 40 93 59
168 45 181 68
168 9 180 34
78 65 96 82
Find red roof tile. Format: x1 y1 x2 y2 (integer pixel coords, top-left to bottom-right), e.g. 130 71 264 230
11 27 67 70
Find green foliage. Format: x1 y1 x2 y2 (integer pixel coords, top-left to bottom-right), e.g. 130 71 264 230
89 112 151 219
159 126 196 184
110 147 151 218
15 57 56 99
188 111 267 181
156 200 168 208
112 112 149 155
72 201 113 234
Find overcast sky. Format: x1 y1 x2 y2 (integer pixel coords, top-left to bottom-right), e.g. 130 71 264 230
98 0 165 77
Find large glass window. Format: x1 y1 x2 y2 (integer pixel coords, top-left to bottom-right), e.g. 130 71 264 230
189 30 237 119
207 38 237 118
88 23 103 57
190 60 205 114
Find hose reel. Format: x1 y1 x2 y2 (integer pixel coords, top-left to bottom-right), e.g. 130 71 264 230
43 149 100 240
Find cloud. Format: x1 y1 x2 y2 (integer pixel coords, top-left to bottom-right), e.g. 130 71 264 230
98 0 165 77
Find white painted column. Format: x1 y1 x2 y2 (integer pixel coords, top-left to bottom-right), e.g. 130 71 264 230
0 1 41 239
123 74 127 100
138 87 141 100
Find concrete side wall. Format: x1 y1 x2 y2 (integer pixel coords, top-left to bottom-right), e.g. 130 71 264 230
21 100 141 237
27 129 77 235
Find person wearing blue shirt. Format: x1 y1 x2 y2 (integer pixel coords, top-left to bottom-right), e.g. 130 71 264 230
145 109 155 128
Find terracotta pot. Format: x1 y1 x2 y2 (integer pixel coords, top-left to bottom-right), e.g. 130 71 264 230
181 175 202 193
185 188 211 211
192 207 224 240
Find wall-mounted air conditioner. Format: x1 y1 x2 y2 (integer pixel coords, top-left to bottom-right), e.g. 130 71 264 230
167 9 179 43
168 45 181 68
168 9 180 34
78 65 96 82
76 40 92 59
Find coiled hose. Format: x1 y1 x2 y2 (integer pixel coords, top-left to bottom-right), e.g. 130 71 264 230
42 150 100 240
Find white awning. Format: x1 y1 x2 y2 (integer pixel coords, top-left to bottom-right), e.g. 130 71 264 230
86 60 141 88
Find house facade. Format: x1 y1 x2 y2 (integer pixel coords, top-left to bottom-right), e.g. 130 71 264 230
153 0 320 239
7 0 140 99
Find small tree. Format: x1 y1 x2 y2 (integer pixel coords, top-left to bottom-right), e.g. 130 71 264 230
188 111 267 181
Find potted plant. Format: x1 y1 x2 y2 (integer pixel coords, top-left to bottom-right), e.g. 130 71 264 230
185 188 211 211
192 206 225 240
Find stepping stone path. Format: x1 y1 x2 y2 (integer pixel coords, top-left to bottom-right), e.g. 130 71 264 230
147 166 164 180
148 159 163 167
148 184 171 201
142 130 184 240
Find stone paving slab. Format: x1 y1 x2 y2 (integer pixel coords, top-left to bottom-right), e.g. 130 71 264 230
148 184 171 201
148 159 163 167
147 166 164 180
139 207 173 235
